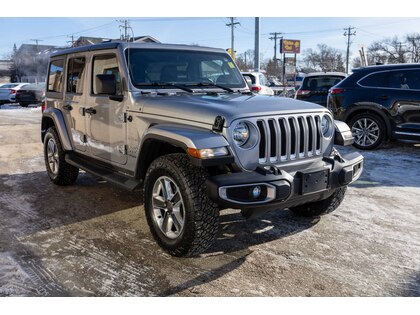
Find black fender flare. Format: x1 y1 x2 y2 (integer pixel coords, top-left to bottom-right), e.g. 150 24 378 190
41 107 73 151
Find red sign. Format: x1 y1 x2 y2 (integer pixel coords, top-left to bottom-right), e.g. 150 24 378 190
280 39 301 54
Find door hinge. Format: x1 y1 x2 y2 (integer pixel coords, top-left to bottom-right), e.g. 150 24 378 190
123 112 133 123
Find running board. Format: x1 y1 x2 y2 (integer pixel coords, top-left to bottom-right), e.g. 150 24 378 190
65 153 142 191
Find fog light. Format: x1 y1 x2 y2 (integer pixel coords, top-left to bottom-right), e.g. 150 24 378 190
251 186 262 199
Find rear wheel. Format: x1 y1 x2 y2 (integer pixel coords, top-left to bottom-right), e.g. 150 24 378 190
144 154 219 257
349 112 385 150
290 187 347 217
44 127 79 185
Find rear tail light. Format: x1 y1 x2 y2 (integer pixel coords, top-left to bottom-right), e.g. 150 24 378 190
251 86 262 92
9 89 16 94
296 89 311 96
41 98 46 112
329 88 345 95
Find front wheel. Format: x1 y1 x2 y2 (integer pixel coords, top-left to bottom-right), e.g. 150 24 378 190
144 154 219 257
290 187 347 217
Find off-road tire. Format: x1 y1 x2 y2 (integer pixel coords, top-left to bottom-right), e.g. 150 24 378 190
144 153 219 257
349 112 386 150
44 127 79 185
290 187 347 217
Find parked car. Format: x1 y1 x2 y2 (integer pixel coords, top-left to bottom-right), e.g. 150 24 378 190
327 64 420 150
42 42 363 257
295 72 346 107
241 72 274 95
16 83 45 107
0 83 27 105
0 83 30 103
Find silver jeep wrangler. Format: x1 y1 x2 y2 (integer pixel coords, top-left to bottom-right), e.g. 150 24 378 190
41 42 363 257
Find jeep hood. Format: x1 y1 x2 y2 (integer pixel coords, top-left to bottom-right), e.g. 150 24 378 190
134 93 329 127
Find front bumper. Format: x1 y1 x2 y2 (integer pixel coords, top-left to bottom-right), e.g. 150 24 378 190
207 151 363 210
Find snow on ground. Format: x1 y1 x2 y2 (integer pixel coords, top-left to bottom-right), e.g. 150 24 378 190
0 108 419 297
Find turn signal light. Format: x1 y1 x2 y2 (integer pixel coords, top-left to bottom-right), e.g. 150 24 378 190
187 147 228 159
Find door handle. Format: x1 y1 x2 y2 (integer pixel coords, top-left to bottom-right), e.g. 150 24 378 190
379 95 389 100
84 107 96 115
63 104 73 111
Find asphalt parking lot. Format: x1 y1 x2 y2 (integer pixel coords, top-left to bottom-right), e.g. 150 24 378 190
0 105 419 297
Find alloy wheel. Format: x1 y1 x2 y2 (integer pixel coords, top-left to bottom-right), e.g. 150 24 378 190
351 118 380 148
47 138 59 175
151 176 185 239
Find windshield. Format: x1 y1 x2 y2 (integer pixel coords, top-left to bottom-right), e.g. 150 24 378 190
125 48 246 90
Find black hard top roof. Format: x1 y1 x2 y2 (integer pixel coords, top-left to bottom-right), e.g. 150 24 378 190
50 41 226 58
353 63 420 73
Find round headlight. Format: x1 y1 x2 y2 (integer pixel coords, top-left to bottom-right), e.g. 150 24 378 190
233 121 250 146
321 115 333 138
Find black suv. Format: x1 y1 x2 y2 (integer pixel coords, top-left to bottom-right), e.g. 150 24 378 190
327 63 420 150
295 72 346 107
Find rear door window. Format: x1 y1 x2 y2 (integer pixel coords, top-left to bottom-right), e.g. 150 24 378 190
387 69 420 90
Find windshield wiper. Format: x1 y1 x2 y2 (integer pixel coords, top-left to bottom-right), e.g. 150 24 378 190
184 82 236 93
138 82 195 93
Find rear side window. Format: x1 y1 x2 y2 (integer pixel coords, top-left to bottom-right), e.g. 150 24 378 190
359 72 388 88
302 76 344 90
243 74 256 84
47 59 64 93
67 57 86 94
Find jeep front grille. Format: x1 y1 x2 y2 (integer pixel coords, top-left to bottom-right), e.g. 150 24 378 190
256 114 322 163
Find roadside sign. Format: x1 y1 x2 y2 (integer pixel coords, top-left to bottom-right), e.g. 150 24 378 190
280 39 301 54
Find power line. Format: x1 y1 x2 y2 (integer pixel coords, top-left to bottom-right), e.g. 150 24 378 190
344 26 356 74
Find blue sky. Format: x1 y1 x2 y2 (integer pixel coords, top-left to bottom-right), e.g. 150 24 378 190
1 17 420 64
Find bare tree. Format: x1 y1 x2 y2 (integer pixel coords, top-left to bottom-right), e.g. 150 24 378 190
302 44 345 72
236 49 254 71
368 36 408 64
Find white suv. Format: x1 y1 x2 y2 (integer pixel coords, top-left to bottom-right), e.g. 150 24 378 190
241 72 274 95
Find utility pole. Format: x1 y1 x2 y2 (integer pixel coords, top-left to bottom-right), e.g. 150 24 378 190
67 35 75 47
118 19 132 41
407 36 420 62
344 26 356 74
269 32 282 61
226 17 240 57
254 17 260 72
30 39 43 51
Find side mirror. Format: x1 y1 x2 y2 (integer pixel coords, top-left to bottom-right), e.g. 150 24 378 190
244 76 252 89
95 74 116 95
